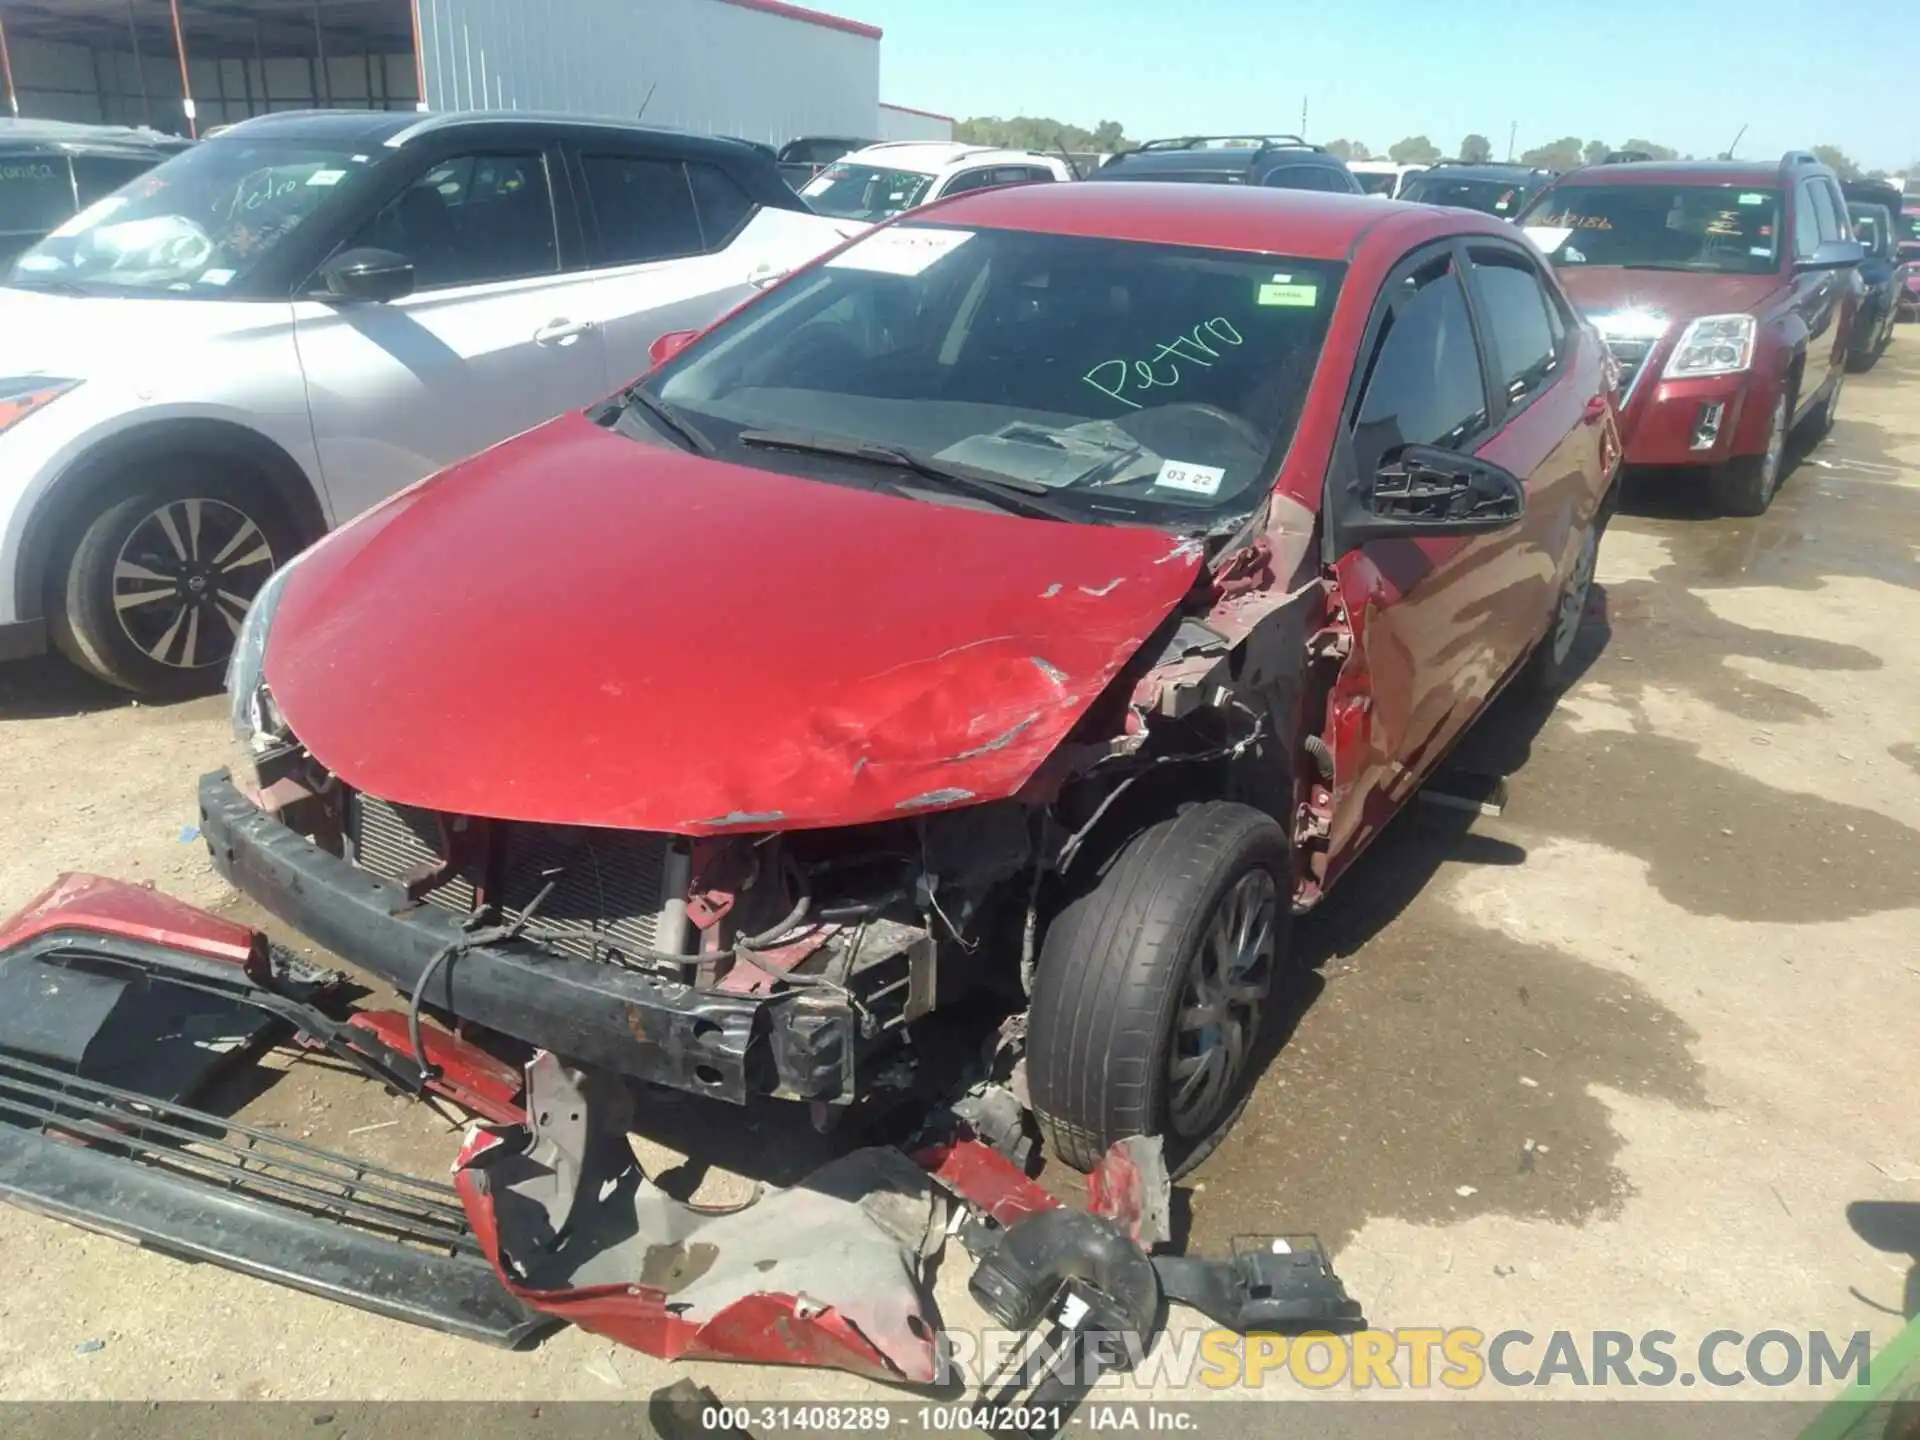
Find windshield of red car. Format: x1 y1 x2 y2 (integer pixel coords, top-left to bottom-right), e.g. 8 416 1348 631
638 224 1344 529
1402 176 1531 217
1520 184 1781 274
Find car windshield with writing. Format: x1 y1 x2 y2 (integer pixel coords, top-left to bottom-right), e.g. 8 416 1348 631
800 163 937 222
1402 175 1529 217
1901 212 1920 246
1521 185 1781 274
6 139 376 295
627 223 1342 531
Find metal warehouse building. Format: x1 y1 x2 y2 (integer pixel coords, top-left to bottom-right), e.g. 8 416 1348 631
0 0 942 148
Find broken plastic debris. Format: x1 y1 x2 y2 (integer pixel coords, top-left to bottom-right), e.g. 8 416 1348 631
1519 1076 1539 1088
1455 1185 1478 1198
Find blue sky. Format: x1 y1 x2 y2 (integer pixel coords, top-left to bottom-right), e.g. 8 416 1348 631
852 0 1917 172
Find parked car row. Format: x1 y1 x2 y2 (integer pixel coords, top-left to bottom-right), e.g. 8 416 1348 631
0 108 1889 1174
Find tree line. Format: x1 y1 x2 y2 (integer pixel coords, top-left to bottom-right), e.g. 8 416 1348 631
954 117 1898 181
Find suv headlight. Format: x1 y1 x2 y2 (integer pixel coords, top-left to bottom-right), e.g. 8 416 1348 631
1663 314 1757 379
0 377 82 436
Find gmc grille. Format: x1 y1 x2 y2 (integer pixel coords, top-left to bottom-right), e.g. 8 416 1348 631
344 793 688 964
1606 337 1654 407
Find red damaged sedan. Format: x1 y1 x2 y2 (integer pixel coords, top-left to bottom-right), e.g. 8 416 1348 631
204 182 1620 1174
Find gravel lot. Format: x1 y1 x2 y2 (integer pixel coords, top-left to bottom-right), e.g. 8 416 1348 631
1 345 1917 1411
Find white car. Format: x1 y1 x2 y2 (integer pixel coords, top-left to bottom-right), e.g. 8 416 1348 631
799 142 1073 225
0 109 853 694
1348 161 1429 198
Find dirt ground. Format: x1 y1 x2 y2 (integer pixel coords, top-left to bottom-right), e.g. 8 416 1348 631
1 343 1917 1416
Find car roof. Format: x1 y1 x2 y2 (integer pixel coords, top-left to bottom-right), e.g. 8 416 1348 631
921 180 1510 259
1102 138 1347 178
1560 158 1791 188
209 107 764 159
0 117 191 157
836 141 1054 173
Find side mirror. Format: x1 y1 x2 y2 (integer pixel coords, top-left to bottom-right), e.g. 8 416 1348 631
648 329 699 368
1340 444 1526 548
1797 239 1866 271
318 247 415 303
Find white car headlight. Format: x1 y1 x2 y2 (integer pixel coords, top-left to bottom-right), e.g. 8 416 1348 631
1663 314 1757 379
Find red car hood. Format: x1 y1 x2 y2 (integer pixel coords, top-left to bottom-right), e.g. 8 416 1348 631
266 413 1205 833
1556 267 1785 325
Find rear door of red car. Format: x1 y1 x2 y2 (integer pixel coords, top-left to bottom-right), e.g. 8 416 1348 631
1315 235 1609 885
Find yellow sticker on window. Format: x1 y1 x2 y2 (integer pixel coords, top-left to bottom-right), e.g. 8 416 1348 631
1258 282 1319 306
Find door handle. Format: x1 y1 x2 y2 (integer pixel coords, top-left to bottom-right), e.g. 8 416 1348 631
534 318 594 345
1582 394 1610 424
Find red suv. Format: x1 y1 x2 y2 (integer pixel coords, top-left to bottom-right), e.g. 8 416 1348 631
204 183 1618 1173
1518 152 1865 514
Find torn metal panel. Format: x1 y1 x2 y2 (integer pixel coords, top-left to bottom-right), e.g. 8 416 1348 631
456 1058 948 1382
915 1138 1061 1229
263 414 1207 835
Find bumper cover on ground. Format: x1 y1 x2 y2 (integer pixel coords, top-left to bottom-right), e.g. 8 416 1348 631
198 769 859 1103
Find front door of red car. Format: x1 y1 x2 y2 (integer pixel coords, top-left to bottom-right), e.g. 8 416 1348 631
1316 239 1599 884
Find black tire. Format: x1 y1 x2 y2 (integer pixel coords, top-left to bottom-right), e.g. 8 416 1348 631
48 458 304 698
1028 801 1292 1178
1521 503 1607 695
1709 386 1791 517
1795 368 1843 444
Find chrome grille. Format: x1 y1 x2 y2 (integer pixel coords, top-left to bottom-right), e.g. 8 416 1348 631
1606 337 1655 410
344 794 684 964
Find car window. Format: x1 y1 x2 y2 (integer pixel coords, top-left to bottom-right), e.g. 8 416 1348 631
1793 183 1822 260
685 161 754 247
996 166 1053 186
639 225 1345 532
1351 255 1489 477
940 168 1002 198
1809 181 1842 245
1469 250 1560 407
71 154 159 206
0 155 76 240
1525 185 1782 275
12 140 384 296
1404 177 1528 216
801 163 936 222
579 154 706 265
346 151 558 290
1262 166 1340 192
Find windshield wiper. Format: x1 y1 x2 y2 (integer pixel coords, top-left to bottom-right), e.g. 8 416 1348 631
4 275 94 296
616 385 714 453
735 429 1082 523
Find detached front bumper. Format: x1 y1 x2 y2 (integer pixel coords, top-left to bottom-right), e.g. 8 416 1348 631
197 770 861 1105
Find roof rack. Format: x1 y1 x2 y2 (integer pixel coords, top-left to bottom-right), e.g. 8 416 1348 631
1602 150 1654 164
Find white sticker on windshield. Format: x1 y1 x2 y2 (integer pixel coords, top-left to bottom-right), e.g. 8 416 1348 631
306 169 346 186
48 194 127 239
1749 246 1772 257
1738 192 1766 206
1523 225 1573 254
827 226 972 276
198 268 236 286
1154 459 1225 497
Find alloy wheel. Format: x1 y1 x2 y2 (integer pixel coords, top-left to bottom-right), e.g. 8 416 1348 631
1167 868 1278 1138
111 498 277 670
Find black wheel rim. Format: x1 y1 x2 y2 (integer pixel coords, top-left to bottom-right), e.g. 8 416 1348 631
112 498 277 670
1167 868 1277 1138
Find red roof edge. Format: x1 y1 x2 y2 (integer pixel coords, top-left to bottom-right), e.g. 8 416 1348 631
880 101 956 123
712 0 881 40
